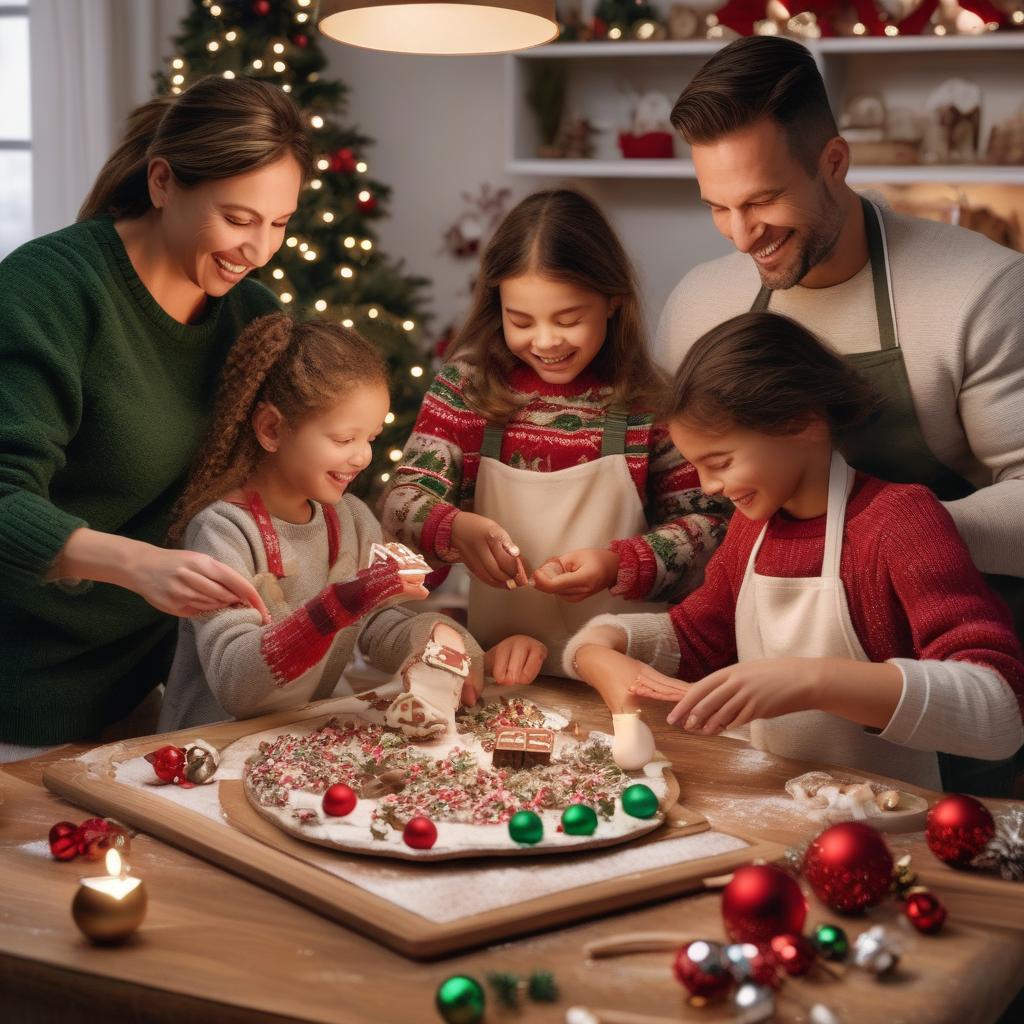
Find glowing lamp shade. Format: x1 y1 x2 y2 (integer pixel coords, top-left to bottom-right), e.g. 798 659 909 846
317 1 558 55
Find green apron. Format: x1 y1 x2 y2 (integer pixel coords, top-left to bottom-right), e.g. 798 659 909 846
751 195 1022 796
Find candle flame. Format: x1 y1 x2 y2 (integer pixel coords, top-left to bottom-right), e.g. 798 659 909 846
105 848 124 877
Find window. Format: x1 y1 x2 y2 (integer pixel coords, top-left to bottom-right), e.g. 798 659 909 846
0 2 31 258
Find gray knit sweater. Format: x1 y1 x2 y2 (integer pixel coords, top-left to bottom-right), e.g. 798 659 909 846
159 494 481 730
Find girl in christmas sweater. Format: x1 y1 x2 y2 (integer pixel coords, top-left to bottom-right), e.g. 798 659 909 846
159 314 482 731
564 312 1024 789
381 190 727 681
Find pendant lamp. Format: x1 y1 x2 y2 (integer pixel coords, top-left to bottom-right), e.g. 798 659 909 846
317 1 559 55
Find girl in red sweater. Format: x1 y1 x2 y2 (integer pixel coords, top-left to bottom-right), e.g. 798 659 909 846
566 312 1024 788
382 190 727 682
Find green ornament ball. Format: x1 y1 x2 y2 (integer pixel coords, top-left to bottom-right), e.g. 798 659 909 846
561 803 599 836
811 923 849 961
436 975 485 1024
621 783 659 819
508 809 544 845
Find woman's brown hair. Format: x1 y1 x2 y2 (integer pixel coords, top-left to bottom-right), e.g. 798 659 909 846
167 314 388 543
79 76 313 222
444 189 663 422
663 312 878 437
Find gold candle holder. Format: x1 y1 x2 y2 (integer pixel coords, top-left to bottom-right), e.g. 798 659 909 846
71 849 147 944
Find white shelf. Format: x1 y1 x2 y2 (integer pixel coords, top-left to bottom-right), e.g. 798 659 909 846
507 157 1024 184
516 34 1024 59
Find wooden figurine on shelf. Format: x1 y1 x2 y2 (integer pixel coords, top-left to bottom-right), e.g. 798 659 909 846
922 79 982 165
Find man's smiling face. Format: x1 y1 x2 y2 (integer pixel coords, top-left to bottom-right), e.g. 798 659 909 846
691 118 846 291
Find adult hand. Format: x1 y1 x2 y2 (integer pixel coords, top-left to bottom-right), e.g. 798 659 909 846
128 544 272 624
485 635 548 686
450 511 530 588
658 658 822 735
532 548 619 603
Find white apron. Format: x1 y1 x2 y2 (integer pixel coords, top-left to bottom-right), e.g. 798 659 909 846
734 450 940 789
470 409 665 676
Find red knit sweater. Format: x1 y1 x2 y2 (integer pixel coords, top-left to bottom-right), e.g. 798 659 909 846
670 473 1024 710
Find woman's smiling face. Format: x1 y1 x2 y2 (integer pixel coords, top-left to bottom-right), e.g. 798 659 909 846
154 154 302 297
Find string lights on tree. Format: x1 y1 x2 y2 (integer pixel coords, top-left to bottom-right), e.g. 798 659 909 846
155 0 432 495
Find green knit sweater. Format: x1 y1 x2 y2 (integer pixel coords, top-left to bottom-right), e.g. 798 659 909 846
0 218 279 744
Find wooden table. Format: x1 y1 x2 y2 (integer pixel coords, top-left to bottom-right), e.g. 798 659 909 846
2 678 1023 1024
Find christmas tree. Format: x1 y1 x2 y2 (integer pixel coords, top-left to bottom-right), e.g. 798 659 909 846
155 0 431 497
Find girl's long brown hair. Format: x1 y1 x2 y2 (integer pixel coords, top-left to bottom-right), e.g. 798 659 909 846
445 189 663 422
662 311 878 437
167 314 388 543
79 76 312 222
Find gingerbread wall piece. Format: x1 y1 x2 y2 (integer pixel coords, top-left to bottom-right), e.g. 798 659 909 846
384 693 447 740
366 541 431 576
492 727 555 769
422 640 471 677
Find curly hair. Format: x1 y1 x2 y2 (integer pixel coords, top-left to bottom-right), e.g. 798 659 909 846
167 313 388 543
445 189 664 422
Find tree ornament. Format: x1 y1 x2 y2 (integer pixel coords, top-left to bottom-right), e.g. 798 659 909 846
721 863 808 944
435 975 485 1024
620 782 659 819
76 817 116 860
971 808 1024 882
322 783 357 817
145 744 187 784
852 925 900 976
485 971 522 1009
672 940 734 1001
769 933 817 977
725 942 778 987
732 981 775 1023
508 809 543 845
403 815 438 850
330 147 358 174
251 0 271 15
802 821 893 913
811 923 849 961
926 794 995 868
890 852 919 900
293 32 309 48
561 803 598 836
183 740 220 784
904 890 947 934
48 821 80 861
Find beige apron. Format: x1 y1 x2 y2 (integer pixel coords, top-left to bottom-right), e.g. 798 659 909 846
734 449 941 789
470 409 666 676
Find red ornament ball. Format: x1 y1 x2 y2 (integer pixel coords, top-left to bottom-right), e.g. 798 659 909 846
293 32 309 48
672 940 733 1000
769 933 817 977
721 864 807 944
76 817 115 860
403 815 438 850
145 744 186 783
251 0 271 15
330 147 357 174
802 821 893 913
322 783 357 817
905 890 947 935
357 194 378 214
925 794 995 868
48 821 80 861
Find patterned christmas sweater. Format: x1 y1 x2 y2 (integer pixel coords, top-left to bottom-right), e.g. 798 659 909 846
381 360 729 602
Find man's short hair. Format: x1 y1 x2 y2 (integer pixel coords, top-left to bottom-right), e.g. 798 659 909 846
671 36 838 176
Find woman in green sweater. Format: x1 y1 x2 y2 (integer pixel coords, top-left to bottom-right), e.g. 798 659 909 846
0 77 312 757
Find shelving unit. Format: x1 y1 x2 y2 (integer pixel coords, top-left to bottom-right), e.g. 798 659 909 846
504 34 1024 185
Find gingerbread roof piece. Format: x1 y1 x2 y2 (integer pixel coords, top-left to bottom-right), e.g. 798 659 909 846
367 541 431 576
492 727 555 769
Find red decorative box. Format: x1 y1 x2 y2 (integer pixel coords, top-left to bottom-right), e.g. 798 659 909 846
618 132 675 159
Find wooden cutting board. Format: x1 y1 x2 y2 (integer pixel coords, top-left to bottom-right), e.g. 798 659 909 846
42 698 786 959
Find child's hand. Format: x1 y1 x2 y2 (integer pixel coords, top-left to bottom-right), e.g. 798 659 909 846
450 511 530 589
573 643 644 714
662 658 822 735
335 563 428 616
485 635 548 686
532 548 619 603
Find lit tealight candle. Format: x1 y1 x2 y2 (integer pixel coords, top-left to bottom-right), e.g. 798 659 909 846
72 848 147 944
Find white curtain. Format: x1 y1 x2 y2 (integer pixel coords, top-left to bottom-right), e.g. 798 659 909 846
29 0 189 237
